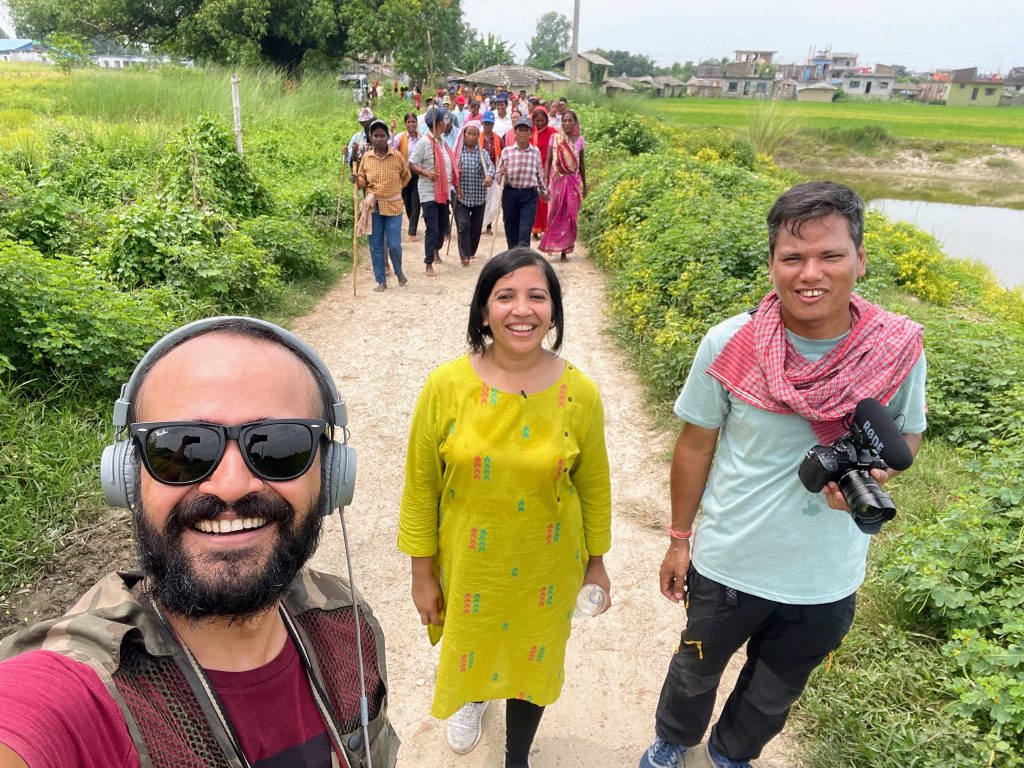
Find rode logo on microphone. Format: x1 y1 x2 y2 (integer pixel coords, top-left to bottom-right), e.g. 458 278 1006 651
862 419 885 455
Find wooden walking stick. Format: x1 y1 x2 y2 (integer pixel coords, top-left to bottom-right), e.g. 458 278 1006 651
489 177 505 258
351 157 361 297
445 199 456 258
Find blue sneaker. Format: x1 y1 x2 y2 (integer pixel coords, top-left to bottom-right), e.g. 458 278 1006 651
639 736 688 768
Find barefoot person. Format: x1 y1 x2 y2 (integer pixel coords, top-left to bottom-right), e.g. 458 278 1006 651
539 109 587 261
393 111 424 242
400 249 612 767
409 107 457 276
453 123 495 265
0 317 397 768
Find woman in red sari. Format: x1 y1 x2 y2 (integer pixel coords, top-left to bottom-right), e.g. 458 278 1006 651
529 106 556 239
538 109 587 261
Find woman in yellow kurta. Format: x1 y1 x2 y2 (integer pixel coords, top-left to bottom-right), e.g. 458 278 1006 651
399 248 612 767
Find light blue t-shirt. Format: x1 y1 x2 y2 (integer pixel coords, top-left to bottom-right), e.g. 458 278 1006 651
675 311 927 604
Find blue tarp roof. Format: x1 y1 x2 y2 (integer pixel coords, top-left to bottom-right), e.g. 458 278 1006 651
0 39 37 52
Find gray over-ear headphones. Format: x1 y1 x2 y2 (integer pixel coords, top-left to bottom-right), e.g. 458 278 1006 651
100 316 356 514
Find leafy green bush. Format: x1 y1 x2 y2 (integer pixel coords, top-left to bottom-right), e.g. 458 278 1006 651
576 105 662 157
183 230 283 310
884 445 1024 766
581 152 784 398
95 195 216 289
158 115 272 217
0 240 176 390
0 159 76 255
240 215 329 279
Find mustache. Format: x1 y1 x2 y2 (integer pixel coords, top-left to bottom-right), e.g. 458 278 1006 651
167 492 294 531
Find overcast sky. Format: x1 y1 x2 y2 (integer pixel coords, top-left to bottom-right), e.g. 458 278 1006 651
463 0 1024 75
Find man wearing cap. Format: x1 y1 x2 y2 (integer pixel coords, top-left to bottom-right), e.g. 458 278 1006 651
0 317 399 768
357 118 412 292
346 106 375 178
452 95 468 128
409 107 457 276
492 94 513 137
496 116 549 249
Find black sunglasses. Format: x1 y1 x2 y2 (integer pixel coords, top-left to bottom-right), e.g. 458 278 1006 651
130 419 329 485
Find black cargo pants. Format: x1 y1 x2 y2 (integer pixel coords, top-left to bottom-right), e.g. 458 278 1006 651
654 566 856 762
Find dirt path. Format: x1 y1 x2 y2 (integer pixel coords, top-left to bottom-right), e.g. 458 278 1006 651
292 225 804 768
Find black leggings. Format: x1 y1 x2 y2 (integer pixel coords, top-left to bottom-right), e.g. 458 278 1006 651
505 698 544 767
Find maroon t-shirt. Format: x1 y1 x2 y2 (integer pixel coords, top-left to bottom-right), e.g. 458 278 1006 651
0 644 331 767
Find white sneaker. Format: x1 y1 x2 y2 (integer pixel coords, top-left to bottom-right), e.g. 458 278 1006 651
446 700 489 754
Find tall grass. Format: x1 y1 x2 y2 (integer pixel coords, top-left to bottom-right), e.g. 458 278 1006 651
64 66 354 125
0 382 108 596
745 100 797 155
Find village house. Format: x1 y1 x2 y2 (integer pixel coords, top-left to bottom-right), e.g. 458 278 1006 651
841 71 896 100
626 74 685 97
790 48 860 82
945 66 1002 107
458 64 567 96
553 51 613 88
733 49 776 65
722 61 773 99
0 38 45 63
796 81 838 102
1006 67 1024 106
685 63 723 97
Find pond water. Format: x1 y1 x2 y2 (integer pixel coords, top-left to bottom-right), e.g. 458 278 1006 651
867 199 1024 289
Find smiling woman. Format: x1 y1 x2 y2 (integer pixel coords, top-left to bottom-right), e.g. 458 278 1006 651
399 248 613 767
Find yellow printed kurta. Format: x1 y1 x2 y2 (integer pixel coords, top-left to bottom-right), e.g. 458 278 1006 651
399 355 612 719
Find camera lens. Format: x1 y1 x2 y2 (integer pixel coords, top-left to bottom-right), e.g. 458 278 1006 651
838 469 896 534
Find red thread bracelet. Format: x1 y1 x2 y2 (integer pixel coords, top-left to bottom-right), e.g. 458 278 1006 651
667 526 693 540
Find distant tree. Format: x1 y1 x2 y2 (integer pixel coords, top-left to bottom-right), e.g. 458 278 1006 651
595 49 657 78
9 0 368 72
666 60 696 81
347 0 465 84
459 29 514 73
44 32 94 73
525 11 569 70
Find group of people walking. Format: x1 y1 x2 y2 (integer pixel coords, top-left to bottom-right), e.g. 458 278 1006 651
349 89 587 291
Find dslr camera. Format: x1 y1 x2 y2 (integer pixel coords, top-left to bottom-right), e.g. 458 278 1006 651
798 398 912 535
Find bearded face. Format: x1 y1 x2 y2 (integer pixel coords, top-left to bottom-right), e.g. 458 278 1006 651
135 482 325 622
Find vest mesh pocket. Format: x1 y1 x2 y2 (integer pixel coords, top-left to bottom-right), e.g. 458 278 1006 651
296 607 385 733
114 642 232 768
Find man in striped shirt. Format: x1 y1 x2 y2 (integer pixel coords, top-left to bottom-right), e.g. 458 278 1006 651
496 117 549 249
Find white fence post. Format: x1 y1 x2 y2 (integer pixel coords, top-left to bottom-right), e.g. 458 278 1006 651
231 74 244 156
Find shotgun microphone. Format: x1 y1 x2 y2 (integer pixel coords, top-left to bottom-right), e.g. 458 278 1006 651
852 398 914 471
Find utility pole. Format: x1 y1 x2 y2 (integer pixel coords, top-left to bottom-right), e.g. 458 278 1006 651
569 0 580 90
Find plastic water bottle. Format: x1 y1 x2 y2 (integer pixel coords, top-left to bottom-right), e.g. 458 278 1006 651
573 583 608 618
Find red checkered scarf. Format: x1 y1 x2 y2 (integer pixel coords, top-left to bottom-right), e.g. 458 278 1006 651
706 291 924 443
428 133 458 205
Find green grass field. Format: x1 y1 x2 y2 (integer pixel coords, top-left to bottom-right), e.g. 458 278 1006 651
629 96 1024 146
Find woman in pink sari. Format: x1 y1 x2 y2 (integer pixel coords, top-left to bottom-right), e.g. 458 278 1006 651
539 109 587 261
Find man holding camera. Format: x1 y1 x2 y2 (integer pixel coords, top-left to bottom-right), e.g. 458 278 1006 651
0 317 398 768
640 182 926 768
